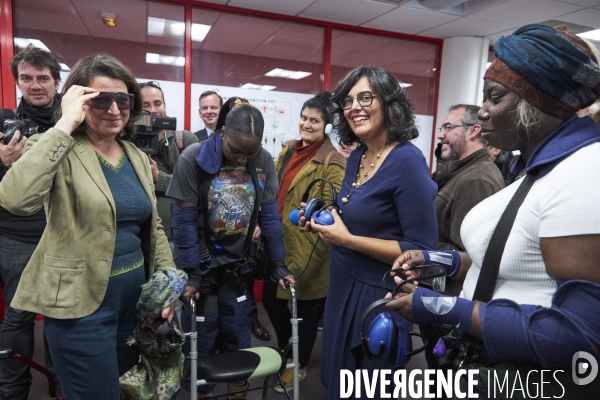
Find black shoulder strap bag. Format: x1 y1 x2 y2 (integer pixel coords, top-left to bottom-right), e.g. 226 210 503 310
472 170 538 302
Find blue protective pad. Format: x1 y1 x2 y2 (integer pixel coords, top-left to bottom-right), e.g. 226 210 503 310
258 201 285 261
171 203 200 269
480 279 600 368
412 287 476 333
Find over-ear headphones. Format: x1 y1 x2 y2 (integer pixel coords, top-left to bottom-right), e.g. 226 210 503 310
360 298 427 368
324 123 333 135
289 178 339 226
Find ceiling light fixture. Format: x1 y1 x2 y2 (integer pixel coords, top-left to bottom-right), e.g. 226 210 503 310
148 17 211 41
241 83 276 91
101 12 117 27
14 38 50 51
146 53 185 67
265 68 312 80
400 83 413 88
578 29 600 41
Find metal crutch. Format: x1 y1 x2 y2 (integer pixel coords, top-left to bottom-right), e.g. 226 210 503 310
285 280 300 400
188 297 198 400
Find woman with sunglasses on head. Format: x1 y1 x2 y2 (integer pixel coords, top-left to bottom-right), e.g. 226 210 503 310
261 91 346 393
299 67 438 399
386 25 600 397
0 54 175 399
167 97 288 398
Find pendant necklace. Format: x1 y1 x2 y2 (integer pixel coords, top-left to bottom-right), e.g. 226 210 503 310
341 144 389 205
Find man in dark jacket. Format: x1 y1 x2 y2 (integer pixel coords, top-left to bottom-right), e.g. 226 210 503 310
193 91 222 141
0 44 61 400
140 81 198 250
432 104 504 294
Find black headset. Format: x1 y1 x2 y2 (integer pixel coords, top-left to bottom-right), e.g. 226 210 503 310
289 178 339 226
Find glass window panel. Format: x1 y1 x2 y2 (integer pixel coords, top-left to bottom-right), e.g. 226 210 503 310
13 0 186 129
191 8 324 158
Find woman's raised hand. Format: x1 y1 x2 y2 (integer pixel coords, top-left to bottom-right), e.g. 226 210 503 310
54 85 99 135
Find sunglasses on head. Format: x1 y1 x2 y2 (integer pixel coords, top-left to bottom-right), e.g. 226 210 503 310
139 80 161 89
88 92 134 111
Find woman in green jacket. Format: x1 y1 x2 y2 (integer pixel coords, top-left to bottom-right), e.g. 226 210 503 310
263 91 346 393
0 54 174 399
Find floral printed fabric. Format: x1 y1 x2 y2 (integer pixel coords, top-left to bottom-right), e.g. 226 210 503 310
120 267 188 400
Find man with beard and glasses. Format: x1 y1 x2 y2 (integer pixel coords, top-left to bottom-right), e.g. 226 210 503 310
0 44 61 400
431 104 504 295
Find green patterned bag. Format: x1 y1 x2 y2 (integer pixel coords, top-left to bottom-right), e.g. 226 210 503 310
120 267 187 400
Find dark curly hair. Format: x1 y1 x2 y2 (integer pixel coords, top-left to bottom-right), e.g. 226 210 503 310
301 91 333 127
331 66 418 146
60 54 142 141
215 97 264 142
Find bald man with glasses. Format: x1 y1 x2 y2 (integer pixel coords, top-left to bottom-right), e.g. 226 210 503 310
431 104 504 295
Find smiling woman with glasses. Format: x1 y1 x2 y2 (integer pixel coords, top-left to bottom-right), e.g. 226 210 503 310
0 54 178 399
299 65 438 400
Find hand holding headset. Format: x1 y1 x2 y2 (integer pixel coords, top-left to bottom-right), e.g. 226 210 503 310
289 177 340 226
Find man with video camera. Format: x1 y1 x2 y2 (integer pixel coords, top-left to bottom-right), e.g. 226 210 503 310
139 81 198 250
0 45 61 400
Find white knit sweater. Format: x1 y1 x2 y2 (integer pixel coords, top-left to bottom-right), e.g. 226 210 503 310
460 143 600 307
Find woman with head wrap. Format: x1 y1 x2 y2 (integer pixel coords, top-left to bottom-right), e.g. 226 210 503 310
386 24 600 397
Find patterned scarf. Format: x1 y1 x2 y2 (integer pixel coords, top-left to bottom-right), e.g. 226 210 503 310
485 24 600 119
120 267 187 400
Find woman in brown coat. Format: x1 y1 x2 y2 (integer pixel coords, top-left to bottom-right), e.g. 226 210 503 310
262 91 345 393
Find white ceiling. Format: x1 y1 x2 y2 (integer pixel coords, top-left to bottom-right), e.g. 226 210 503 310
12 0 600 107
204 0 600 43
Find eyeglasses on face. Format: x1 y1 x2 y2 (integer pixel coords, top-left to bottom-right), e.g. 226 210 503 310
340 91 378 110
88 92 134 111
139 80 161 89
437 123 475 133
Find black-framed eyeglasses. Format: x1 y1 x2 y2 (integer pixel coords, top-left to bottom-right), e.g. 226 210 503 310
340 91 378 110
437 123 475 133
139 80 161 89
88 92 134 111
380 264 447 296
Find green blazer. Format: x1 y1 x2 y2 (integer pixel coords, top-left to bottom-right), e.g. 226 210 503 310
0 128 174 319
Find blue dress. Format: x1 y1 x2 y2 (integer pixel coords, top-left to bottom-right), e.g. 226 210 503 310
320 142 438 399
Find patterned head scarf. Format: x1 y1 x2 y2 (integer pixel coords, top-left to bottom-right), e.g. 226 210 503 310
485 24 600 120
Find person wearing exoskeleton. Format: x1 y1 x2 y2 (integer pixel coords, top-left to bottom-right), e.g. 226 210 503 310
166 97 293 399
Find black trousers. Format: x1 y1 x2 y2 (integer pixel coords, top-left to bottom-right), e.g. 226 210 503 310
262 276 321 368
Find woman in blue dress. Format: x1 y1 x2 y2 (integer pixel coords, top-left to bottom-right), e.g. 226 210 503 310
304 66 438 399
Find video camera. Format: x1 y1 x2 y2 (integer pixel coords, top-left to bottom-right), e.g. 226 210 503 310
1 119 40 145
133 111 176 155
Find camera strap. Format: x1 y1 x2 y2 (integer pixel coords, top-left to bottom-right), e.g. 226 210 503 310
175 130 183 150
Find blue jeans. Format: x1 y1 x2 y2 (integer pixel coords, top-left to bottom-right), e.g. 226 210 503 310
0 235 43 400
44 266 145 400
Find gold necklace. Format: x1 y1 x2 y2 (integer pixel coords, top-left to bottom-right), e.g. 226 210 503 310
341 144 389 204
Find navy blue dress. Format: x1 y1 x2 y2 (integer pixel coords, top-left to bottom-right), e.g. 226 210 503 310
320 142 438 399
